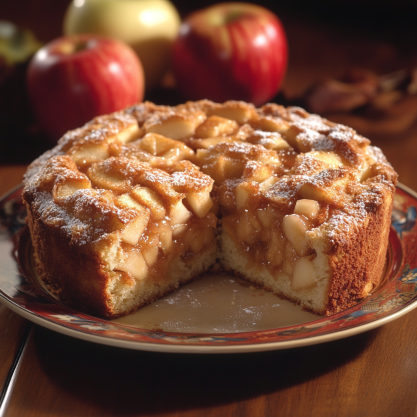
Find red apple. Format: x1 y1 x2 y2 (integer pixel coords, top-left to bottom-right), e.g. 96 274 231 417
27 34 144 140
172 3 288 106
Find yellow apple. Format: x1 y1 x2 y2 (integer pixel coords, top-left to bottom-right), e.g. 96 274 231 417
63 0 180 91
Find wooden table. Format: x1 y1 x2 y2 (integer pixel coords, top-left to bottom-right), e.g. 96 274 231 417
2 1 417 416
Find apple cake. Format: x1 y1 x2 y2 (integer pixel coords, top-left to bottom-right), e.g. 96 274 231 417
23 100 397 318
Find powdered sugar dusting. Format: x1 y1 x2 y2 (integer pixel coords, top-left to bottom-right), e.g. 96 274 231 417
23 99 397 268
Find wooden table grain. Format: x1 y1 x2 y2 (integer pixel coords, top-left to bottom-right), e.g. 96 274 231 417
1 1 417 416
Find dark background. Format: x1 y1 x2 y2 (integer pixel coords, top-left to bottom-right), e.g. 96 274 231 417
2 0 416 101
1 0 417 163
2 0 417 64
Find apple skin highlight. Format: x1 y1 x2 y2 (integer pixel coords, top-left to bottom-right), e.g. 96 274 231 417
172 3 288 106
27 34 144 141
63 0 181 90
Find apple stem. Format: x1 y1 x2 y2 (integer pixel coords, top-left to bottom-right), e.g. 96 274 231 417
73 41 88 53
224 11 243 24
57 39 88 55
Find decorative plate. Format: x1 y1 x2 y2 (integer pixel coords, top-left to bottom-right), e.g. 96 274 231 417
1 184 416 354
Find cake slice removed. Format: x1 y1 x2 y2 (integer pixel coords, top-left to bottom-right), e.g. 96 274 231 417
195 133 396 314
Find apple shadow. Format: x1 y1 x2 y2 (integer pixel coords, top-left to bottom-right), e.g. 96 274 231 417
130 37 174 92
31 324 380 415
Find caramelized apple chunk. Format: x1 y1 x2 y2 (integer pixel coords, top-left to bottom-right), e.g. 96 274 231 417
144 110 206 140
115 194 150 245
117 250 148 281
194 115 239 138
291 255 317 291
130 186 166 220
294 199 320 219
206 100 257 124
282 214 311 256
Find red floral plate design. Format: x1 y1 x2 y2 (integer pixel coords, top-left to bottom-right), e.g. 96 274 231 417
0 184 416 354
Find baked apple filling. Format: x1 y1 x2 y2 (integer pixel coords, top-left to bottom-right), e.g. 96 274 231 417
23 99 397 318
115 211 217 284
84 158 215 284
220 181 325 292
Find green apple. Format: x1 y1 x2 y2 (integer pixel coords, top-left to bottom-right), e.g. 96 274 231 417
63 0 180 91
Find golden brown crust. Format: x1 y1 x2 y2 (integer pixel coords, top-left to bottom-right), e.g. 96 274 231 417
325 184 394 313
27 208 113 317
23 100 398 318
